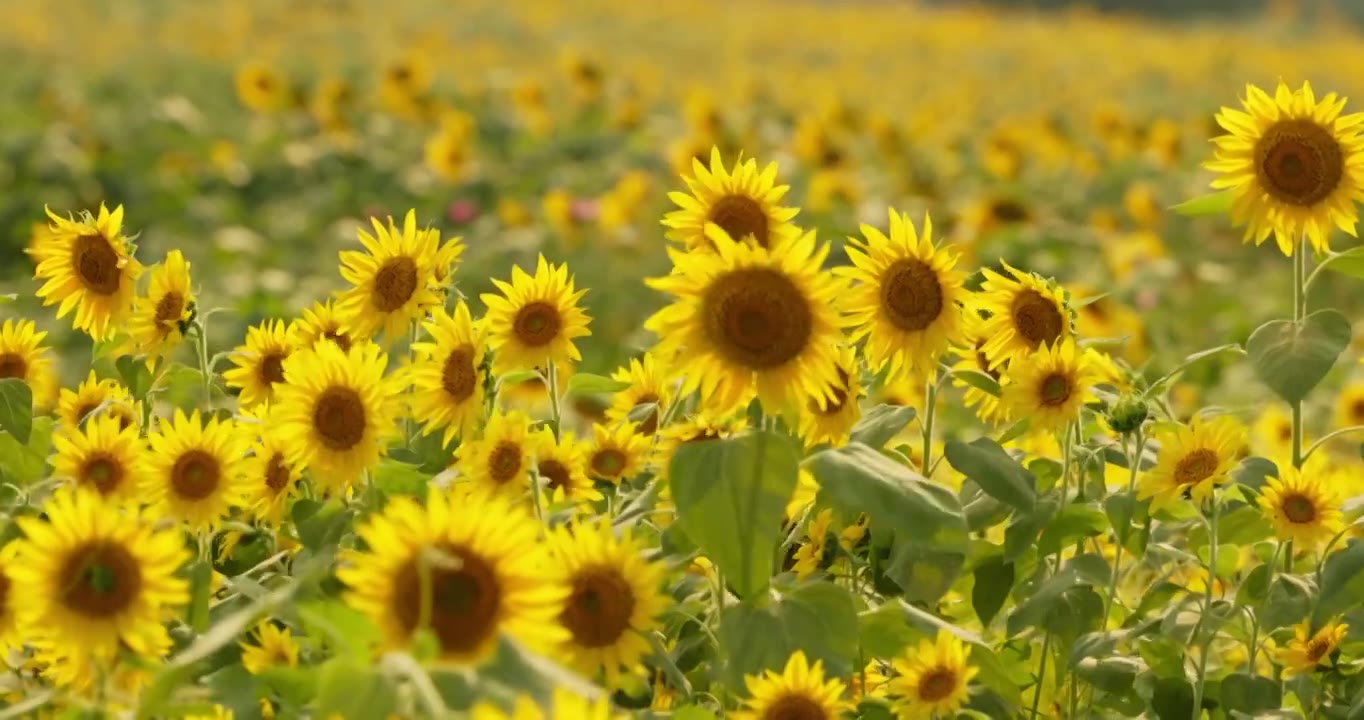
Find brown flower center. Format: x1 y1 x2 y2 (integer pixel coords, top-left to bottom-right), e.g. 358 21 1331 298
258 352 287 387
73 234 122 296
1282 492 1318 524
0 353 26 380
880 258 944 332
814 368 852 416
59 541 141 618
74 401 101 424
394 546 501 656
312 387 367 451
1307 635 1335 662
560 567 635 648
171 449 222 501
154 291 185 328
1174 448 1219 487
633 392 660 435
441 346 477 402
1010 288 1064 348
1351 399 1364 424
761 693 829 720
512 301 562 348
323 329 353 352
702 268 813 370
488 441 524 484
1039 373 1072 407
264 453 291 492
1254 119 1344 207
590 448 627 479
708 194 770 247
917 667 959 702
81 454 125 495
991 200 1029 223
372 257 419 312
537 459 571 491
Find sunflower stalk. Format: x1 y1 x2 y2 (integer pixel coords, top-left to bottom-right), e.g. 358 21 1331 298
192 319 212 411
1103 428 1145 625
921 372 938 476
1030 421 1075 719
546 360 563 442
1190 494 1220 719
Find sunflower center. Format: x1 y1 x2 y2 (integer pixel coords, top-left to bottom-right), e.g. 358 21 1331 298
73 234 122 296
1254 119 1344 207
634 392 661 435
761 693 829 720
60 541 141 618
590 448 627 478
1282 492 1318 524
488 441 524 484
991 200 1029 223
561 567 635 648
441 346 477 402
1307 636 1334 662
258 353 287 387
394 546 502 656
917 667 960 702
1010 289 1065 347
1351 399 1364 423
974 345 1002 380
0 353 26 380
154 291 185 328
324 329 353 352
373 257 419 312
1174 448 1219 487
537 459 571 491
708 194 770 247
264 453 291 492
512 301 563 348
814 368 852 416
880 258 945 332
1039 373 1072 407
75 401 101 423
313 387 367 451
702 268 813 370
171 449 223 501
82 454 125 495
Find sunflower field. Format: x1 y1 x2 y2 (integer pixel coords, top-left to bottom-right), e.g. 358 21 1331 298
9 0 1364 718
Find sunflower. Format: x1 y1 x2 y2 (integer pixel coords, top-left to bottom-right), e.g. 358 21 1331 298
585 421 653 485
663 147 800 251
425 127 470 183
0 318 58 411
549 520 667 686
1276 619 1348 677
1206 81 1364 256
657 411 747 470
239 622 300 675
792 508 835 579
1251 405 1296 461
293 298 358 352
0 544 23 655
974 262 1073 370
999 339 1103 433
145 409 249 532
1259 464 1343 548
472 687 618 720
274 340 403 493
481 255 592 376
646 226 846 414
51 414 146 505
57 371 140 432
1137 415 1246 512
795 346 863 448
605 352 674 436
531 429 602 508
336 209 442 343
888 630 979 719
950 309 1007 425
223 320 297 410
30 204 143 341
409 302 487 447
785 468 820 523
338 489 566 663
455 409 534 496
734 650 851 720
10 489 189 664
1335 382 1364 430
239 408 304 525
839 209 965 377
235 62 291 112
123 249 193 366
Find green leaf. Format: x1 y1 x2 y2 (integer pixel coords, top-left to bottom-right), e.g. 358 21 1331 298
1004 496 1058 563
972 555 1015 627
1231 456 1278 494
954 369 1002 397
187 560 213 633
849 404 916 449
0 416 53 485
1150 676 1195 719
116 355 154 398
945 438 1036 512
996 417 1032 445
1246 310 1352 405
257 666 317 708
1036 503 1109 556
1075 655 1145 695
718 581 860 688
497 369 541 389
295 601 383 663
1220 672 1281 715
370 459 430 497
565 372 630 396
1170 188 1236 216
0 379 33 445
1320 246 1364 281
1314 539 1364 625
672 707 718 720
295 500 354 553
315 658 397 719
670 430 799 599
1007 554 1109 636
1264 574 1313 630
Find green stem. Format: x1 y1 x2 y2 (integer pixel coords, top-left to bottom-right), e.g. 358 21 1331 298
1030 630 1053 719
1303 425 1364 462
1190 496 1220 719
1103 429 1145 625
194 323 212 410
1028 422 1075 718
547 361 563 442
406 320 418 449
922 372 938 476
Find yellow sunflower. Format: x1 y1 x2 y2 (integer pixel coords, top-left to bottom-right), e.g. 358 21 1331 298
839 209 965 377
274 341 404 493
605 352 674 436
663 147 800 251
239 621 300 675
425 127 470 183
785 468 820 523
124 250 193 366
950 309 1007 425
1259 464 1342 548
409 302 487 447
472 687 618 720
223 320 297 410
0 544 22 654
338 489 566 663
793 508 835 579
1335 381 1364 430
336 210 442 343
888 630 979 719
1251 405 1296 461
293 298 359 352
455 409 534 496
999 339 1104 433
10 489 189 664
531 429 602 508
0 318 58 411
56 370 140 432
645 226 846 415
1207 81 1364 256
145 409 249 532
239 408 304 525
51 414 146 505
1137 415 1246 512
30 204 143 341
974 262 1073 370
734 650 851 720
549 519 667 686
585 421 653 485
235 62 291 112
1276 619 1348 677
480 255 592 376
795 346 863 448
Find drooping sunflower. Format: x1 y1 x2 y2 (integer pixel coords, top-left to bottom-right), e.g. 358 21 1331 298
480 255 592 375
274 341 403 493
125 250 193 366
239 408 304 525
974 262 1073 370
472 687 619 720
10 489 189 664
336 209 443 343
734 650 851 720
1276 619 1348 677
888 630 979 719
30 204 143 341
338 489 566 663
1259 464 1342 548
1206 81 1364 256
585 421 653 485
293 298 358 352
144 409 249 532
839 209 966 377
645 226 846 415
549 520 667 686
949 308 1007 425
605 352 674 436
51 414 146 505
1137 415 1246 512
999 339 1104 433
795 346 863 448
662 147 800 251
455 410 534 496
239 621 300 675
223 319 297 410
409 302 487 447
0 318 58 411
531 429 602 508
56 370 140 432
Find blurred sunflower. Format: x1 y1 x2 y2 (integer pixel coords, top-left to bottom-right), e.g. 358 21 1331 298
1251 406 1295 460
456 409 533 496
1259 464 1342 548
30 204 142 341
1276 619 1348 677
309 76 353 129
239 622 300 675
663 147 799 251
240 408 304 526
52 414 145 505
888 630 978 719
293 298 358 352
409 302 486 447
235 62 291 112
472 687 618 720
792 508 836 579
337 210 443 343
531 428 600 508
125 250 193 366
481 255 592 376
605 352 673 436
425 126 471 183
1000 339 1103 433
975 262 1072 369
949 309 1006 425
1334 381 1364 430
145 409 249 532
0 545 20 655
734 650 850 720
0 318 58 410
585 421 653 485
223 319 296 410
795 346 863 448
1138 415 1245 512
56 371 139 432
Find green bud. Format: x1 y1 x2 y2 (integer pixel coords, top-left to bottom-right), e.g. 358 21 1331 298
1107 394 1150 435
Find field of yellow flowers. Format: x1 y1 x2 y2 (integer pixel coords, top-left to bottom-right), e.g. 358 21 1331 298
8 0 1364 718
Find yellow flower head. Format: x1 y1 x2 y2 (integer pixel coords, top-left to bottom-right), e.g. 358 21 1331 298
223 319 297 411
30 204 143 341
125 250 193 366
1259 463 1343 548
605 352 674 436
1138 415 1246 512
56 370 140 433
480 255 592 376
999 339 1104 433
409 302 487 447
795 345 863 449
52 414 147 505
663 147 800 252
336 209 443 343
950 308 1007 425
974 262 1073 370
584 421 654 485
889 630 979 719
293 298 359 352
239 622 301 675
455 409 534 497
235 62 291 112
531 428 602 509
145 409 250 532
472 687 619 720
239 406 305 526
1275 619 1348 677
734 650 851 720
0 318 58 411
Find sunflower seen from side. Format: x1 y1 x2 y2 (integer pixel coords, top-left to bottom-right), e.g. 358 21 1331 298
663 147 800 251
795 346 863 448
974 262 1072 370
585 421 653 485
51 414 146 505
124 250 193 366
481 255 592 376
531 429 602 508
409 302 487 447
29 204 143 341
223 319 297 410
336 209 442 343
0 318 58 411
293 298 357 352
888 629 979 719
1137 415 1245 512
56 370 139 432
145 409 250 532
1276 619 1348 677
999 339 1105 433
1259 464 1342 548
605 352 674 436
734 650 851 720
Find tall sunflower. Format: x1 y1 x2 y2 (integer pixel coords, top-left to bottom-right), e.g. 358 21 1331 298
223 319 297 410
549 520 667 686
605 352 674 436
455 410 534 496
1259 464 1342 548
585 421 653 485
56 370 139 432
51 414 146 505
1137 415 1245 512
888 630 979 719
293 298 358 352
274 341 403 493
974 263 1073 369
1207 81 1364 256
125 250 193 366
30 204 143 341
1276 619 1348 677
0 319 58 411
734 651 851 720
646 226 846 415
338 490 566 663
480 255 592 375
10 489 189 664
999 339 1104 433
336 210 442 343
239 407 304 526
839 209 966 377
531 429 602 508
663 147 800 251
795 346 863 448
409 302 487 447
145 409 250 532
949 308 1007 425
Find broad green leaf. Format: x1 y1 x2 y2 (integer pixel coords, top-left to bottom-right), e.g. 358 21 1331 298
1320 246 1364 281
1236 564 1272 607
1075 655 1145 695
718 581 859 688
1264 574 1313 630
295 601 383 662
1246 310 1352 405
478 636 606 705
565 372 630 396
1220 672 1281 715
670 430 799 599
1007 554 1109 636
996 417 1032 445
1004 496 1058 563
315 658 397 719
257 666 317 708
945 438 1036 512
208 664 265 718
964 493 1011 532
116 355 154 398
1314 539 1364 625
972 555 1014 626
1231 456 1278 493
1036 503 1109 556
1150 676 1195 719
0 416 53 485
954 369 1001 397
370 458 430 497
0 379 33 444
1170 188 1236 216
848 404 916 449
295 500 354 553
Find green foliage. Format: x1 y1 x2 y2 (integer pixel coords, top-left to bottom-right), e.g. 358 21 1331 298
719 581 859 688
848 404 917 448
0 378 33 444
1246 309 1352 405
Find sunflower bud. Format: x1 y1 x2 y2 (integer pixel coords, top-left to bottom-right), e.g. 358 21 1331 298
1107 394 1150 435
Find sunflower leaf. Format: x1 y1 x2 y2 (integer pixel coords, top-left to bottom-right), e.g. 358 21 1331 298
848 404 916 448
954 369 1002 397
0 378 32 445
1313 538 1364 626
945 438 1036 512
1169 188 1236 217
1246 310 1352 405
564 372 630 396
